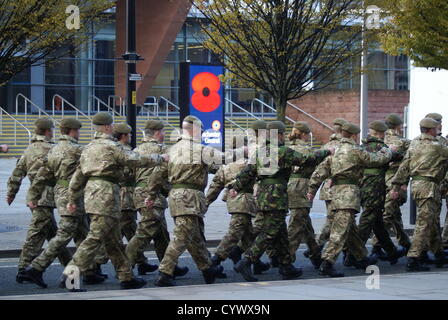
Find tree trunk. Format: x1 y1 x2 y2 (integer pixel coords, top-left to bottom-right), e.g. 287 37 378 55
274 96 287 123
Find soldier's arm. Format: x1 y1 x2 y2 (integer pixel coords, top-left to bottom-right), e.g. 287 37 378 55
390 152 411 191
205 167 226 206
6 155 27 202
118 147 164 169
358 147 392 167
146 163 169 201
202 145 245 166
307 156 332 196
68 167 88 205
27 165 55 204
232 164 257 193
286 147 331 167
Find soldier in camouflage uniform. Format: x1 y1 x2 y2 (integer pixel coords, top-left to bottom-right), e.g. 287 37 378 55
126 120 188 278
6 118 71 283
23 119 106 288
287 121 322 268
231 121 331 282
146 115 234 287
308 122 392 277
61 112 164 291
391 118 448 271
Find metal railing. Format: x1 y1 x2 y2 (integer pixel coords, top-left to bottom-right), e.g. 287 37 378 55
287 101 334 132
251 99 296 124
90 96 121 118
52 94 93 136
226 98 260 129
250 98 277 118
157 97 180 122
108 95 124 116
16 94 60 126
225 117 245 131
0 106 32 145
136 103 180 134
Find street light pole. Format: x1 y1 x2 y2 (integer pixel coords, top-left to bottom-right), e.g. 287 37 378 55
360 4 369 142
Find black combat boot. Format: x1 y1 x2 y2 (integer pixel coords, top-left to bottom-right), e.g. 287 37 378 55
319 260 344 277
211 254 223 266
120 277 147 289
96 264 108 279
354 256 378 269
173 265 189 278
434 251 448 268
228 246 244 264
58 274 87 292
83 273 106 285
419 251 434 264
234 258 258 282
279 264 303 280
309 255 323 269
370 246 387 261
343 253 357 267
406 257 430 272
253 260 270 275
154 272 176 287
16 269 32 284
137 262 158 275
24 267 47 288
202 264 224 284
270 256 280 268
384 246 407 265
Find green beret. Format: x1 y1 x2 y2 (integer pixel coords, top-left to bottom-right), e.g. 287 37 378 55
342 122 360 134
420 118 439 129
60 118 82 129
385 113 403 128
368 120 388 132
113 123 132 134
92 112 113 125
34 118 54 130
145 120 164 131
425 113 442 123
251 120 267 131
183 115 203 127
267 121 286 133
333 118 347 126
293 121 311 133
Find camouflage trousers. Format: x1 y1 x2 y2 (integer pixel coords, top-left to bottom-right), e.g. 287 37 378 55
442 200 448 249
126 207 170 265
159 215 212 276
407 197 443 258
18 207 71 270
288 208 320 262
120 210 137 242
65 214 133 282
249 212 276 260
322 209 367 264
244 211 292 265
358 207 397 255
317 201 334 247
216 213 253 260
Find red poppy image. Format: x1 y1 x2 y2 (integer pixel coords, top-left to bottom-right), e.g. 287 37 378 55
191 72 221 112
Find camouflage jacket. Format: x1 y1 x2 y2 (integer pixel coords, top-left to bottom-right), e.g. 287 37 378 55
232 142 330 212
68 132 162 217
27 135 84 215
308 138 392 212
147 134 236 217
7 134 55 208
206 159 257 215
319 133 343 201
391 133 448 200
288 139 315 208
133 136 169 210
436 135 448 197
384 129 410 188
119 143 136 211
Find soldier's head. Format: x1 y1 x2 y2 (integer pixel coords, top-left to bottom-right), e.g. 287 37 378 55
60 118 82 141
425 113 443 136
113 123 132 145
368 120 388 140
333 118 347 134
267 121 286 144
34 118 54 139
385 113 403 133
145 120 165 143
341 122 360 141
289 121 311 142
182 115 203 140
92 112 114 135
420 118 439 137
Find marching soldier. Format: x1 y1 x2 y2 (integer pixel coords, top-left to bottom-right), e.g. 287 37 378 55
6 118 71 283
391 118 448 271
230 121 331 282
308 122 392 277
126 120 188 278
61 112 165 291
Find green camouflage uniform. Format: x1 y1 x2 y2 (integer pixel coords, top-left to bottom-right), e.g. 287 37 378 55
287 139 320 262
391 133 448 258
358 136 400 255
232 142 330 265
7 134 71 270
308 138 392 264
63 132 161 281
125 136 170 265
206 160 257 260
441 134 448 248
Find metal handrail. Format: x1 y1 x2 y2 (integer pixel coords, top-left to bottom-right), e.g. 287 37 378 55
0 106 32 145
225 117 245 131
108 95 124 116
16 94 60 125
52 94 93 136
157 97 180 124
225 98 261 129
287 101 334 132
251 98 277 118
136 103 180 134
251 98 296 124
91 95 121 118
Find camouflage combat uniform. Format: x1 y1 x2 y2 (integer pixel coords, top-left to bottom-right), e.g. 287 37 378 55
126 136 170 265
7 134 71 270
64 132 161 281
206 160 257 260
308 138 392 264
287 138 321 262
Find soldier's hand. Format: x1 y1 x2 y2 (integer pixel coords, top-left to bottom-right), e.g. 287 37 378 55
67 203 77 214
307 193 315 201
6 195 15 206
0 144 8 153
390 190 399 200
145 198 154 209
400 185 408 192
27 201 37 209
229 189 238 198
327 147 335 155
161 154 169 162
389 145 398 152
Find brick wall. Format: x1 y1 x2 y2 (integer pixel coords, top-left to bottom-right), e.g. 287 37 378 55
288 89 410 144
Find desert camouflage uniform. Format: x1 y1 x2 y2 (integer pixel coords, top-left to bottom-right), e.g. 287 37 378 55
391 133 448 258
7 134 71 270
126 136 170 265
308 138 392 264
63 132 162 281
206 160 257 260
434 135 448 248
287 139 321 262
